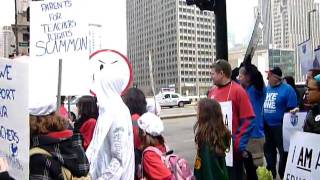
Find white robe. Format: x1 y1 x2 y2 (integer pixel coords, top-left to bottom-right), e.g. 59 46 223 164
86 66 134 180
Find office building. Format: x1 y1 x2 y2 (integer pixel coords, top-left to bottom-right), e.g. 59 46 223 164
256 0 320 81
0 26 16 58
127 0 216 96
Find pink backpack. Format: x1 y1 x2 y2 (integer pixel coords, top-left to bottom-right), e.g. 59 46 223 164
141 146 195 180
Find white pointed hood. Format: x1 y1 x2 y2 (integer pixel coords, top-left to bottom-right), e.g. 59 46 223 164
86 65 134 179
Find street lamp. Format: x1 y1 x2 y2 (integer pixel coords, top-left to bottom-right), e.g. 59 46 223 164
308 9 317 40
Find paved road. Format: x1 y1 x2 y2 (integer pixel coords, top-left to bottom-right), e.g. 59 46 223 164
160 105 196 118
160 107 280 180
162 116 196 167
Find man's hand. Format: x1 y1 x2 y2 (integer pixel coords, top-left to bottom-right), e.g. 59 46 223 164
290 107 300 114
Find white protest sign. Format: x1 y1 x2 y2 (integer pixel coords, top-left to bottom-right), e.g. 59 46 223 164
284 132 320 180
29 0 92 95
283 112 307 152
220 101 233 167
0 58 29 179
30 0 88 57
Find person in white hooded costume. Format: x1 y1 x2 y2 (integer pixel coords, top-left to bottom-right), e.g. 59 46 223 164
86 65 134 180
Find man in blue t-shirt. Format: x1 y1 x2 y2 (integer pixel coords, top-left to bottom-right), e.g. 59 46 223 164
263 67 297 179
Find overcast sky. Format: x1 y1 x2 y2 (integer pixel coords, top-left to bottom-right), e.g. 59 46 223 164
1 0 320 51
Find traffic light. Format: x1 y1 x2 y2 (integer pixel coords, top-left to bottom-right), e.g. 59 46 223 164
186 0 215 11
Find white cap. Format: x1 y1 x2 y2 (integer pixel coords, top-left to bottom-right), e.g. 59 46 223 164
29 97 57 116
146 98 161 116
137 112 164 136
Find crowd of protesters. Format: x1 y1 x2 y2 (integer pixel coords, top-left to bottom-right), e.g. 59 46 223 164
1 58 320 180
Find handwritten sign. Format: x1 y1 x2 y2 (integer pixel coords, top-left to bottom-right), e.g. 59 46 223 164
283 112 307 152
29 0 92 95
30 0 88 57
284 132 320 180
220 101 233 167
0 58 29 179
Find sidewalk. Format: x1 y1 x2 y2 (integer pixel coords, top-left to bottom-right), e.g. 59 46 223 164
160 103 197 120
160 112 196 119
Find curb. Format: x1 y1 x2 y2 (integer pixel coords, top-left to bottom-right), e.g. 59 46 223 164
160 113 196 120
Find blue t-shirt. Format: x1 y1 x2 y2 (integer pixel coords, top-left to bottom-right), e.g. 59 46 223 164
263 83 298 126
246 85 266 138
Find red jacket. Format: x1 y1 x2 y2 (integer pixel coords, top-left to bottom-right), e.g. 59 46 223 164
79 118 96 150
131 114 141 149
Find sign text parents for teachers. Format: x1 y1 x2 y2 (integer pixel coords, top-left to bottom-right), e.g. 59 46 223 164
284 132 320 180
30 0 92 96
0 59 29 179
31 0 88 57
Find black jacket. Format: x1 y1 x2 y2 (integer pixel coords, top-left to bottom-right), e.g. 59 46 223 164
0 171 14 180
304 103 320 134
30 131 90 180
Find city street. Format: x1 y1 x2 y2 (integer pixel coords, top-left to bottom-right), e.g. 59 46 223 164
162 115 197 167
160 104 196 118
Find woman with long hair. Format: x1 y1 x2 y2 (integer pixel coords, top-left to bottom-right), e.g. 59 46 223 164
194 98 231 180
29 98 90 179
238 63 266 167
73 95 99 150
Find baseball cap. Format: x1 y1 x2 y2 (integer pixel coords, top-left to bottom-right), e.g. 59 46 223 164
269 66 282 78
137 112 164 136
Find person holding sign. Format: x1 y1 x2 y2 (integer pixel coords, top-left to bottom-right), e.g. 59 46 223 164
0 158 14 180
303 74 320 134
208 59 255 180
29 97 90 179
238 64 266 167
263 67 297 179
194 98 231 180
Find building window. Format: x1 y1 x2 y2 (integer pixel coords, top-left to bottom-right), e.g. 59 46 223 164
23 33 29 41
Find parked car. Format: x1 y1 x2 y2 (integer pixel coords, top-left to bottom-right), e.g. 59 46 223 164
155 92 191 108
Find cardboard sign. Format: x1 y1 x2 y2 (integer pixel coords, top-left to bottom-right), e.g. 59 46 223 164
220 101 233 167
283 112 307 151
284 132 320 180
0 58 29 179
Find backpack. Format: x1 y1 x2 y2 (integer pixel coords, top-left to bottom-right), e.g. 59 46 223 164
141 146 195 180
30 147 91 180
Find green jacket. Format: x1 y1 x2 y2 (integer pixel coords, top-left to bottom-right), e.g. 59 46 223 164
194 143 229 180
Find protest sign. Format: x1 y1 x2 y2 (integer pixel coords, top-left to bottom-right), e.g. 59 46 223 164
283 112 307 151
314 47 320 68
298 40 313 75
284 132 320 180
30 0 88 57
220 101 233 167
29 0 92 96
0 58 29 179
